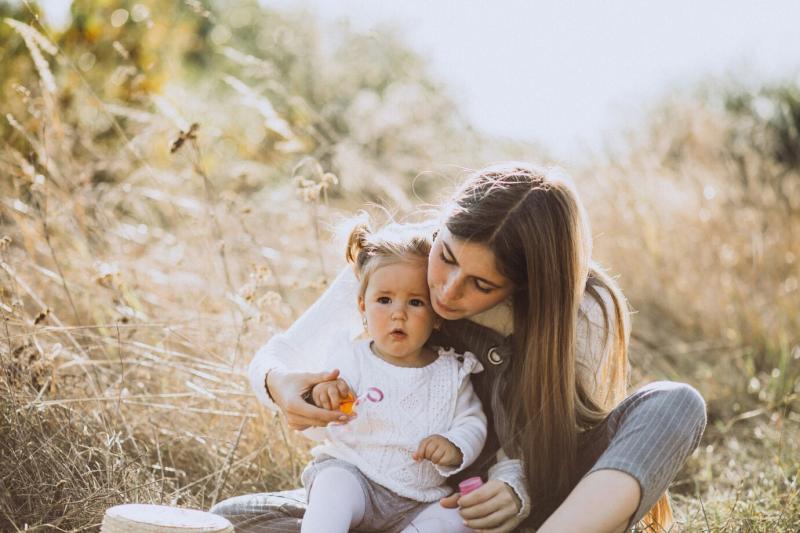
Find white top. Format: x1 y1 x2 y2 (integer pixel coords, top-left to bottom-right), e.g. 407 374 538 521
303 338 487 501
248 266 625 519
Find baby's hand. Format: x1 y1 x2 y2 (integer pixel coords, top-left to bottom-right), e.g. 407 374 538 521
413 434 463 467
311 378 353 411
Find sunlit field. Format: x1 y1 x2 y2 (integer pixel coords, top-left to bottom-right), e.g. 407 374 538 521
1 1 798 531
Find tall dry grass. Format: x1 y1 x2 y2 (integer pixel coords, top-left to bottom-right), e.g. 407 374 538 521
0 11 346 530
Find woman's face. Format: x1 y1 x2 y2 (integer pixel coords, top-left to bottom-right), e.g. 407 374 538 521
427 226 514 320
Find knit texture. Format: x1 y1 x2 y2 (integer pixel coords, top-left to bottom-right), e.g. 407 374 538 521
303 339 487 502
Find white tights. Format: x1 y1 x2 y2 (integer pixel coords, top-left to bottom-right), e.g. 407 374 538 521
300 467 472 533
301 467 365 533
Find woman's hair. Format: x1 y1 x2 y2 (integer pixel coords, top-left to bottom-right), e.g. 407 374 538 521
444 162 671 529
345 217 433 298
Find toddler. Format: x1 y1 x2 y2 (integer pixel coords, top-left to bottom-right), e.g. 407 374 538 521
300 221 487 533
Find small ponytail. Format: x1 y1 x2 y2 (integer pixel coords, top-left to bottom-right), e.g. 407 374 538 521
345 222 371 268
338 213 434 300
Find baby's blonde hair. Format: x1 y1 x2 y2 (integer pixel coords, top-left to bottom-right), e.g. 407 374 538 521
345 218 433 300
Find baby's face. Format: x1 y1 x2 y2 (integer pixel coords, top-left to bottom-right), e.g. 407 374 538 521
359 260 437 365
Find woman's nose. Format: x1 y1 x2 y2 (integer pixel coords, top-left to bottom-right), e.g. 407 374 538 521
441 274 460 301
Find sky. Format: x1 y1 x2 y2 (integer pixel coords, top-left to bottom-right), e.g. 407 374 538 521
263 0 800 161
38 0 800 161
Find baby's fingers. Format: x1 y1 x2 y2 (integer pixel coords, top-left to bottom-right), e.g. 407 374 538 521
311 387 326 409
429 444 447 465
413 436 434 461
336 379 352 400
325 386 341 410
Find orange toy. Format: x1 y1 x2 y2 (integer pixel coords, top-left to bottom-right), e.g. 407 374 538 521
337 387 384 414
338 392 356 414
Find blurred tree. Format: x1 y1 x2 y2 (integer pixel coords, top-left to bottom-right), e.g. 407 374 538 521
1 0 523 202
723 83 800 213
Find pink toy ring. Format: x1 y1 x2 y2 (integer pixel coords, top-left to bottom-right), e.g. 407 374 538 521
363 387 384 403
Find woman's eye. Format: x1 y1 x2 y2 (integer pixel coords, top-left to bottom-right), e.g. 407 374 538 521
440 252 455 265
409 298 426 307
474 281 493 294
377 297 391 304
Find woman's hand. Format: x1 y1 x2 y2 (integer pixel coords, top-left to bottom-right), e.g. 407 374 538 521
413 435 463 467
439 479 522 533
267 368 353 430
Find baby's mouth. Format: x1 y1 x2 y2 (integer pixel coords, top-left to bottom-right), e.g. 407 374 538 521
390 328 407 339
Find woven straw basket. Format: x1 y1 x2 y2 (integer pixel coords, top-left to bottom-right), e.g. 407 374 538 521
101 504 233 533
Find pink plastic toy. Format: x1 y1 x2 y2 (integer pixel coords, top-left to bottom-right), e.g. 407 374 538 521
458 476 484 496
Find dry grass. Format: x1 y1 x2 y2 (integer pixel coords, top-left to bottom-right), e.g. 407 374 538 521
0 3 798 532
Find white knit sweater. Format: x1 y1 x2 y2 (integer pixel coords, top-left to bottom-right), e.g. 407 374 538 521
303 338 487 501
248 266 624 520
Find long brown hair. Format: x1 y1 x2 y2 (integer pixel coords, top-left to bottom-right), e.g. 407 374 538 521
444 162 672 529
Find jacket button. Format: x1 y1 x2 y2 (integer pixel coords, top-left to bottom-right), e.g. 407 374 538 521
487 347 504 365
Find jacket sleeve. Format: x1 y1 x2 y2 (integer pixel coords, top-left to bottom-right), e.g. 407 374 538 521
248 266 363 411
488 449 531 521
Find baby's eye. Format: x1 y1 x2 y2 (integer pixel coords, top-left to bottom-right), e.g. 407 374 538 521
377 296 391 304
409 298 426 307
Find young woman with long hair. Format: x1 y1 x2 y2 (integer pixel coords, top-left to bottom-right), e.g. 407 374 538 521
212 162 706 532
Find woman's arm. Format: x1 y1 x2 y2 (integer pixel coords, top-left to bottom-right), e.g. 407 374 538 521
248 266 363 428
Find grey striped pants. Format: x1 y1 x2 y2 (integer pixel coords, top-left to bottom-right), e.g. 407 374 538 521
210 380 706 532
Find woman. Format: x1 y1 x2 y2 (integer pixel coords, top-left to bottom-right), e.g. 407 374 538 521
212 163 707 532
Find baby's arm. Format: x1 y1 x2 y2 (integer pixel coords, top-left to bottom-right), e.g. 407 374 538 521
427 375 488 476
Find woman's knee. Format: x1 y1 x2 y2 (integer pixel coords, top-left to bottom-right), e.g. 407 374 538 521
642 381 707 441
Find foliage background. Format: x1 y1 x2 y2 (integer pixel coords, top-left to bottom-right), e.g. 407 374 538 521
1 0 798 530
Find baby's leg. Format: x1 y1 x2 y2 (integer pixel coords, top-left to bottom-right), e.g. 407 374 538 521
300 467 366 533
401 501 472 533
